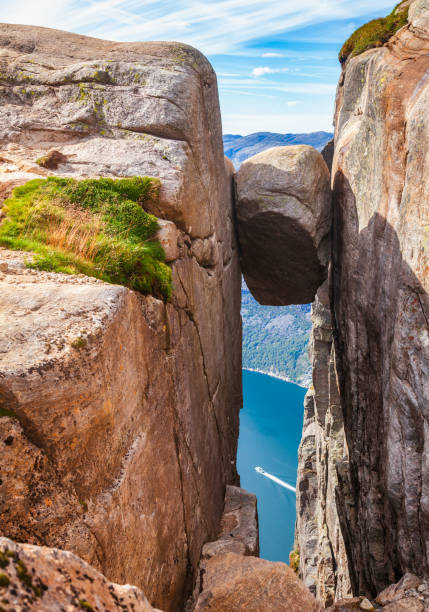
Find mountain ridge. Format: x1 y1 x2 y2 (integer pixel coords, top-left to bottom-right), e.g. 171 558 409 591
224 131 333 168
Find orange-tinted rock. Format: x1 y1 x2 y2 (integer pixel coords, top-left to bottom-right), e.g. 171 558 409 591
0 22 241 612
376 574 423 606
383 601 424 611
296 0 429 601
194 553 321 611
0 537 158 611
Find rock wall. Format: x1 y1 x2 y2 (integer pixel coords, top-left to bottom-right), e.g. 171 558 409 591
296 0 429 602
0 25 241 612
295 280 351 605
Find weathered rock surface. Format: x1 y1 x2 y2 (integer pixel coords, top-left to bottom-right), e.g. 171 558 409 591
188 485 259 609
235 145 331 305
194 553 321 611
326 574 429 611
0 537 160 611
329 0 429 597
293 0 429 604
295 0 429 603
199 485 259 560
295 280 351 605
0 24 241 612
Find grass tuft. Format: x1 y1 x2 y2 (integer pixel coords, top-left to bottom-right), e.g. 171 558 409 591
339 2 409 63
289 549 300 573
0 176 172 300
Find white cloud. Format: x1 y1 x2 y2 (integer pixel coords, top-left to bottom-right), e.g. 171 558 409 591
0 0 398 55
262 52 284 57
251 66 289 77
217 72 241 77
287 101 298 106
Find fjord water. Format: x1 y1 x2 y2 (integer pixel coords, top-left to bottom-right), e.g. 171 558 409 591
237 369 306 562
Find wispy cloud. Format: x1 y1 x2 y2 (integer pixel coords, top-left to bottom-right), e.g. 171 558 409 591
218 77 336 95
2 0 398 54
251 66 290 77
262 52 284 57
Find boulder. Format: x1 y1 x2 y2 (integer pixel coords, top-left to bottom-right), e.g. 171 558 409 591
377 574 424 606
235 145 331 306
0 537 158 611
194 553 321 611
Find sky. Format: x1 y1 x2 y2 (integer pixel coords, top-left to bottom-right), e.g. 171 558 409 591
1 0 397 135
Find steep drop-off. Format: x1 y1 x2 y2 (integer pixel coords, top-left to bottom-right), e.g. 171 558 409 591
296 0 429 602
0 25 241 612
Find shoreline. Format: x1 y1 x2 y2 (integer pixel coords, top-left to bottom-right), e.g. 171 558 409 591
242 367 309 390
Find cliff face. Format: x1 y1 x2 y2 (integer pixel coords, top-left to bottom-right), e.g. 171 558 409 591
296 0 429 601
295 280 351 605
0 25 241 612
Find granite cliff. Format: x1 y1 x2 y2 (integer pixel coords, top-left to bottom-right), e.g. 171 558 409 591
0 24 242 612
294 0 429 604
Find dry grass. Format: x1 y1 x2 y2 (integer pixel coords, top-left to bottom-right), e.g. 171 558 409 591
0 176 172 299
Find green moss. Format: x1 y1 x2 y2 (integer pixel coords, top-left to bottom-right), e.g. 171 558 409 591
70 336 87 350
16 559 42 597
0 407 16 419
0 550 13 569
339 2 409 63
0 574 9 588
79 600 94 611
35 155 50 168
289 549 300 573
0 177 172 300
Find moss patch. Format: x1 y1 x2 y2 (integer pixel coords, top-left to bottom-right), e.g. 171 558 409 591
0 574 9 588
0 408 16 419
0 176 172 299
289 549 300 573
339 2 409 63
79 600 94 611
0 550 14 570
16 559 42 597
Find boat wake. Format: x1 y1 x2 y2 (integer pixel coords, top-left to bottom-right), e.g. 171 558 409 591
255 466 296 493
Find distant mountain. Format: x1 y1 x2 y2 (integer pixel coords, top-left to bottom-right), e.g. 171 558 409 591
223 131 333 168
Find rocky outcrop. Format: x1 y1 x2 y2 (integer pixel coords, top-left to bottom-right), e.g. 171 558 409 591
0 24 241 612
235 145 331 305
295 0 429 603
295 280 351 605
326 573 429 611
0 537 160 612
194 553 321 612
189 477 319 611
189 485 259 609
199 485 259 560
329 0 429 597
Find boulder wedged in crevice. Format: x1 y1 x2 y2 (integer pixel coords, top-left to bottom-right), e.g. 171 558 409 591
235 145 331 306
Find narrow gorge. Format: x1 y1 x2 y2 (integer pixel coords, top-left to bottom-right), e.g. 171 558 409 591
0 1 429 610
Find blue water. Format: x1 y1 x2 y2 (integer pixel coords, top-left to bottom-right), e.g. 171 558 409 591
237 370 306 563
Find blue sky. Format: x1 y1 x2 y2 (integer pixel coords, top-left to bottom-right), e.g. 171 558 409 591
2 0 397 134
